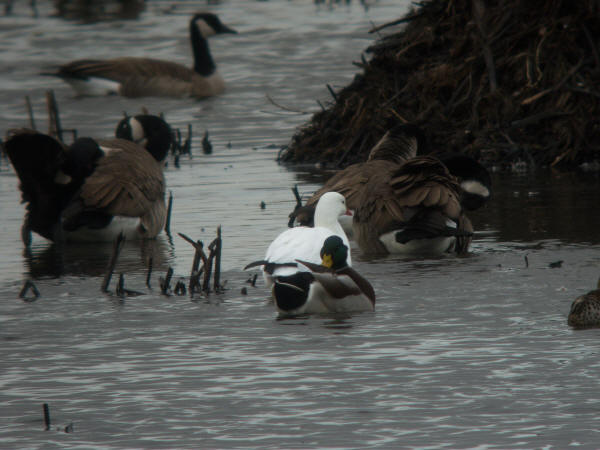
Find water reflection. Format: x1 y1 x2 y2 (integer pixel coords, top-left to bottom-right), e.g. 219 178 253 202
469 171 600 244
23 236 173 279
52 0 145 22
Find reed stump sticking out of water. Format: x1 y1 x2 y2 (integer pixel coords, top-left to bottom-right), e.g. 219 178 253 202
280 0 600 171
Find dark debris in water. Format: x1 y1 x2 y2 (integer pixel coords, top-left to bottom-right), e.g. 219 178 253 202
280 0 600 171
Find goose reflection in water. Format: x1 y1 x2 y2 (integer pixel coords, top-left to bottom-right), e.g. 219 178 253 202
23 237 173 279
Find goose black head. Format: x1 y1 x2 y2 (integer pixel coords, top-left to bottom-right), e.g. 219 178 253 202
192 12 237 37
115 114 172 163
59 137 104 186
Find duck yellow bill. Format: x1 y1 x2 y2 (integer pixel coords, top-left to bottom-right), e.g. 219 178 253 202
321 253 333 268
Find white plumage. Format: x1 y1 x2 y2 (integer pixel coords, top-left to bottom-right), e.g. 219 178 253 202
262 191 351 286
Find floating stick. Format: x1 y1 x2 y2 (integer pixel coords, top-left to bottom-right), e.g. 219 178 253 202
102 233 125 293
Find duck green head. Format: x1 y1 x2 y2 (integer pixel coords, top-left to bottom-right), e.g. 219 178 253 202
320 236 349 270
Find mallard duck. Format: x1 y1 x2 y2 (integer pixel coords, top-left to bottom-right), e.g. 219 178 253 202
272 235 375 315
244 191 351 287
568 279 600 327
45 13 237 98
4 118 170 242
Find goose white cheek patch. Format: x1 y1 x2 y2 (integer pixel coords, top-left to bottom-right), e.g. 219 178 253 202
461 180 490 198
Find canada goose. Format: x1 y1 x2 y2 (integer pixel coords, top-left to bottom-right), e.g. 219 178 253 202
45 13 237 98
115 114 173 159
288 126 486 255
4 124 169 242
272 236 375 315
352 155 473 255
568 278 600 327
244 192 352 287
288 125 421 230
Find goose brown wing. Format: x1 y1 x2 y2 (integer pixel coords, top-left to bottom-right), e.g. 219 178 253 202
58 58 195 82
388 156 462 219
306 160 394 210
78 138 165 217
354 156 463 234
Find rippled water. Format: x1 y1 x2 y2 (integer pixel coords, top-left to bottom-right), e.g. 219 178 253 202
2 1 600 449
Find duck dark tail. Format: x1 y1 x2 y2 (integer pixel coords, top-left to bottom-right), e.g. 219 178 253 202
4 131 70 240
273 272 313 312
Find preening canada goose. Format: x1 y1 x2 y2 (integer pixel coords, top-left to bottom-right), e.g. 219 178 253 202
568 278 600 327
5 122 169 242
288 125 488 255
352 155 473 255
272 236 375 315
244 192 352 288
46 13 237 98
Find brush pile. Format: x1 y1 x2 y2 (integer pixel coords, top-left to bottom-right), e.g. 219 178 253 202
280 0 600 170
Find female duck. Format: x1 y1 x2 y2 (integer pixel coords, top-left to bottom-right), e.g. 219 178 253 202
273 236 375 315
568 278 600 327
47 13 237 98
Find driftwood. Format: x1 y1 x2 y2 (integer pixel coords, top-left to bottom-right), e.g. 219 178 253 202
280 0 600 170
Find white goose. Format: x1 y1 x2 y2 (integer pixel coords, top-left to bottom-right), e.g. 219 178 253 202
245 191 352 287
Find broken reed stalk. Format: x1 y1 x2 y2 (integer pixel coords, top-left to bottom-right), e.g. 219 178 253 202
45 90 63 142
117 274 125 297
101 232 125 293
184 124 192 156
146 257 153 288
160 267 174 295
43 403 50 430
202 244 215 293
164 191 173 235
213 226 222 292
178 232 208 295
25 96 36 130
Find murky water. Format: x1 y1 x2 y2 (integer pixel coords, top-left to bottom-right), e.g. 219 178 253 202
2 1 600 449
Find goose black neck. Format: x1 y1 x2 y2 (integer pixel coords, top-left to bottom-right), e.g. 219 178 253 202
190 21 216 76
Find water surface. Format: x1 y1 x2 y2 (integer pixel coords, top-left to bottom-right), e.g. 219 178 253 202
2 1 600 449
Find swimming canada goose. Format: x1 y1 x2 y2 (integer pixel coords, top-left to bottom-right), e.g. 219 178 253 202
244 192 352 287
5 123 169 243
46 13 237 98
272 235 375 315
568 278 600 327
